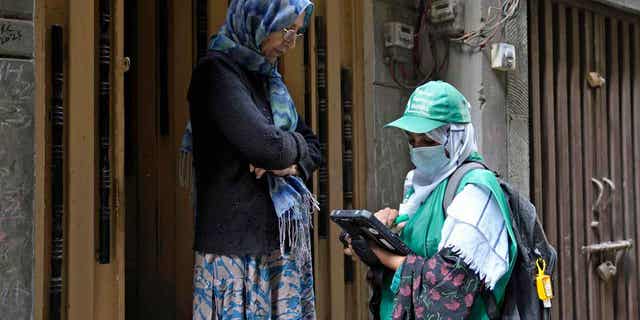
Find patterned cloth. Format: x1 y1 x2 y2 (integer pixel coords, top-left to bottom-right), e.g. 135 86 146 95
193 251 316 320
391 249 482 320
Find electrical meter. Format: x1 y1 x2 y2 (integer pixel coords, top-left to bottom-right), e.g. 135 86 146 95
384 22 415 50
430 0 455 24
491 43 517 71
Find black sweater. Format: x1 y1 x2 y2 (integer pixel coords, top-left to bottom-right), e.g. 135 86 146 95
188 51 321 255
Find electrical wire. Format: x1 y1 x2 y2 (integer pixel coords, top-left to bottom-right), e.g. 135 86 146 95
450 0 520 48
388 0 442 90
389 0 520 89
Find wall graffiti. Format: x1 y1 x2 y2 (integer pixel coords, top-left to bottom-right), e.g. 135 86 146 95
0 22 22 45
0 19 33 58
0 280 31 308
0 60 33 129
0 2 35 319
0 57 34 320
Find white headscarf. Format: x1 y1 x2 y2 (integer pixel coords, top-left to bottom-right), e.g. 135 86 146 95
399 122 478 217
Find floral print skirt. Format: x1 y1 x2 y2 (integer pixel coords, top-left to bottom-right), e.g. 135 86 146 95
192 250 316 320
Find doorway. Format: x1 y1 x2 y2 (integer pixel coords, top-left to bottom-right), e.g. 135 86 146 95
124 0 195 318
120 1 370 319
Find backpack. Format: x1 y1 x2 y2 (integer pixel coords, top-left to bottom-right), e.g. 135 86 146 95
444 162 558 320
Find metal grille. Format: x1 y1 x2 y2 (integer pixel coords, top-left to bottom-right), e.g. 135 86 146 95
529 1 640 318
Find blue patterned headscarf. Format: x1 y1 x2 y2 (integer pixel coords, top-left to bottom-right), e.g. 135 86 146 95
181 0 316 263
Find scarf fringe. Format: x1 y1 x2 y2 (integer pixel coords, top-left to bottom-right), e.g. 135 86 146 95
443 244 506 291
278 192 317 265
178 151 193 190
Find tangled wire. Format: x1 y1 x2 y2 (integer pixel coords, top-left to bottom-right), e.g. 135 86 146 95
388 1 448 90
389 0 520 89
450 0 520 48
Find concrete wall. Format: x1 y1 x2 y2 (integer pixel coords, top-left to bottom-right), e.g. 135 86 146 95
595 0 640 13
364 0 416 211
442 0 530 196
0 1 35 319
364 0 530 212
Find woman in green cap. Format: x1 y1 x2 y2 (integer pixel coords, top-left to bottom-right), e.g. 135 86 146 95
348 81 517 319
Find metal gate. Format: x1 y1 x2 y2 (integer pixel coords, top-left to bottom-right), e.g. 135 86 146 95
529 0 640 319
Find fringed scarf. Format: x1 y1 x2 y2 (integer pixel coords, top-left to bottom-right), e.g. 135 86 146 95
179 0 316 263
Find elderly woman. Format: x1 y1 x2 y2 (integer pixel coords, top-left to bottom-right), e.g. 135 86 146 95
184 1 320 319
348 81 517 320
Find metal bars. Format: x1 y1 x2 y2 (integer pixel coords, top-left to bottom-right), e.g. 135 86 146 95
98 0 113 264
316 15 329 239
49 24 64 320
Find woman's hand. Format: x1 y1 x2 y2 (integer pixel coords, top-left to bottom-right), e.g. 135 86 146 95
249 164 268 179
374 207 406 231
370 243 406 270
343 234 355 257
250 164 299 179
374 208 398 226
341 233 405 270
270 164 299 177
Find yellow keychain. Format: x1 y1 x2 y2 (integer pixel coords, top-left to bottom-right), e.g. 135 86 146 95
535 258 553 308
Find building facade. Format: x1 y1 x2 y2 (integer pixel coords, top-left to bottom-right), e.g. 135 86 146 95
1 0 640 319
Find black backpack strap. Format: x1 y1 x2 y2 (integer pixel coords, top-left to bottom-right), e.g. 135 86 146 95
482 288 500 320
443 162 488 213
367 267 385 320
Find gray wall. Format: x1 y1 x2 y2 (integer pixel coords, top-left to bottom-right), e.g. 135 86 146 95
364 0 530 212
595 0 640 13
442 0 530 196
365 0 416 211
0 1 35 319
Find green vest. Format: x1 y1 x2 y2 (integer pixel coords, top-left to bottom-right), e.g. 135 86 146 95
379 169 518 319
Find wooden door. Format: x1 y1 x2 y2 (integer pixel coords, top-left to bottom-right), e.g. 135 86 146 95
122 1 370 319
124 0 195 318
529 1 640 319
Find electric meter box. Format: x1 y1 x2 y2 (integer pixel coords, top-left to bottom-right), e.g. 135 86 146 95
384 22 414 63
430 0 456 24
429 0 464 36
384 22 415 50
491 43 517 71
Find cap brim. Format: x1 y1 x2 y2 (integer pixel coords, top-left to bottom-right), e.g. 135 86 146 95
384 115 447 133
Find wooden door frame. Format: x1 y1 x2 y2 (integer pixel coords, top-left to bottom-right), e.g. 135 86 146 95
34 0 49 318
35 0 126 319
65 0 125 319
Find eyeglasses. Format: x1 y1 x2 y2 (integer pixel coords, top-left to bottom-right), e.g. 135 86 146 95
282 27 304 42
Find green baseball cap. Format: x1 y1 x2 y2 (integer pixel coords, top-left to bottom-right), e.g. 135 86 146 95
385 81 471 133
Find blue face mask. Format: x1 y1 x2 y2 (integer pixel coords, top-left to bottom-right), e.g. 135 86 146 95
410 145 450 180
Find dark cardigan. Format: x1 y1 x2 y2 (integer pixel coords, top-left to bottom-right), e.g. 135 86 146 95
188 51 321 255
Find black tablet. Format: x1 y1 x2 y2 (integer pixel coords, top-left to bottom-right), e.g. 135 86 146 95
330 209 413 256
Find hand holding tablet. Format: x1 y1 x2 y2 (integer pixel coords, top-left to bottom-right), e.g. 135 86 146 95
330 209 413 261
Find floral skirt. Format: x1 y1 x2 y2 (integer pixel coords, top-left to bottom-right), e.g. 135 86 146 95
192 250 316 320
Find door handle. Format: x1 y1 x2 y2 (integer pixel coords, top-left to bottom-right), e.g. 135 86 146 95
590 178 604 229
590 178 616 230
602 178 616 209
591 178 604 212
583 239 633 282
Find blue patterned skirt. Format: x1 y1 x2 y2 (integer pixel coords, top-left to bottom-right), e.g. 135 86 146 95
192 250 316 320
